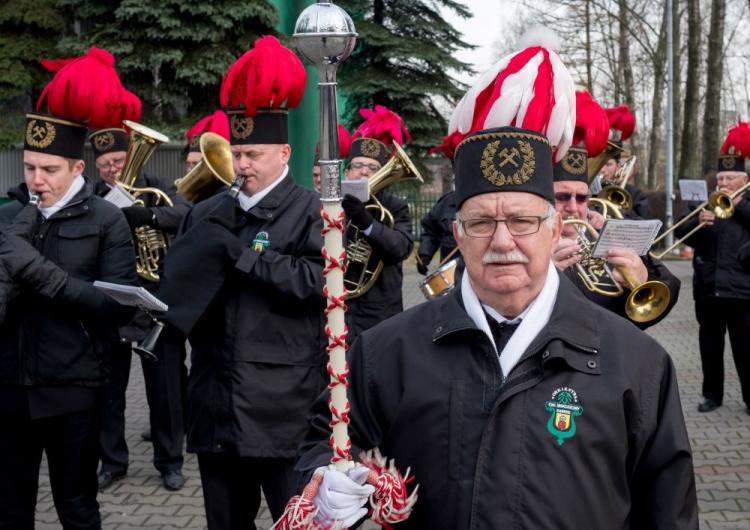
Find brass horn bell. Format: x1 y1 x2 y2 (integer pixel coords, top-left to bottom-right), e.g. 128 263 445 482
176 133 235 203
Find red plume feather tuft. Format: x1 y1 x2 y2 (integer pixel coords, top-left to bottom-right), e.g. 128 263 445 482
605 105 635 141
573 90 609 157
429 131 465 161
117 89 142 124
219 35 306 116
352 105 411 147
37 48 130 129
186 111 230 143
720 120 750 157
338 124 352 159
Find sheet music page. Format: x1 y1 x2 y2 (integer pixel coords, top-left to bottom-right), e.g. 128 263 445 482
93 281 168 312
678 179 708 202
592 219 663 257
103 185 137 208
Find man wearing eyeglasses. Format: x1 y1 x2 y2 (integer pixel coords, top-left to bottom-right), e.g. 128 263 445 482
550 147 679 329
297 127 696 530
341 135 414 340
88 127 191 492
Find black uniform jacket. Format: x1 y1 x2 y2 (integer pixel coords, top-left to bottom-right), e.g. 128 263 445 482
0 180 137 387
563 254 681 329
160 174 327 457
675 197 750 300
418 190 458 264
298 272 697 530
623 183 650 220
346 192 413 339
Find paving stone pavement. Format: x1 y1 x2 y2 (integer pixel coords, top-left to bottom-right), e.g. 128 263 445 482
34 260 750 529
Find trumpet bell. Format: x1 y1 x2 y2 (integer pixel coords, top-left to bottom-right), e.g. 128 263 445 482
708 191 734 219
132 320 163 363
176 133 235 202
625 280 671 323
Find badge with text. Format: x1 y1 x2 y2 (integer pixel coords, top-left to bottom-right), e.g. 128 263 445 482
252 231 270 253
545 387 583 446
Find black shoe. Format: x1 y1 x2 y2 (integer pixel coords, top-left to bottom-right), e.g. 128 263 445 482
697 398 721 413
98 470 125 491
162 470 185 491
141 429 152 442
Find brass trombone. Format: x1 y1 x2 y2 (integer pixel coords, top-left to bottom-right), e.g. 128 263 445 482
564 218 671 323
588 197 623 220
649 180 750 259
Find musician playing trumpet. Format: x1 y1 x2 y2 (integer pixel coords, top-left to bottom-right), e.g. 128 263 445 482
551 146 680 328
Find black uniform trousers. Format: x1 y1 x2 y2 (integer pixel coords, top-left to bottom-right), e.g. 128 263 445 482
0 406 101 529
695 296 750 406
197 454 296 530
99 341 186 475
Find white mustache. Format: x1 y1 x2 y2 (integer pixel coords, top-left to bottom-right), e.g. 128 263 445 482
481 249 529 265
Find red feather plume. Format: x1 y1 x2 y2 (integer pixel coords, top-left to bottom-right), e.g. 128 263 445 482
37 48 129 129
219 35 306 116
338 124 352 159
720 120 750 157
117 89 142 124
605 105 635 141
573 90 609 157
186 111 230 143
352 105 411 147
429 131 465 161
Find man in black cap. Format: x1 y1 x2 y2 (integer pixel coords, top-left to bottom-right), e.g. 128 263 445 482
89 126 191 492
675 152 750 414
552 146 680 328
0 111 137 527
297 124 697 529
591 144 650 219
342 135 414 340
154 36 327 529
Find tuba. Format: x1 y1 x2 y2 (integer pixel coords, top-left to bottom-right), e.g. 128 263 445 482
175 133 235 202
563 218 671 323
117 120 172 282
344 142 423 298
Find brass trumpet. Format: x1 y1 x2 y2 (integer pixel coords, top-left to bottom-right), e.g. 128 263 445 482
117 121 172 282
175 133 235 202
649 180 750 259
564 218 671 323
344 142 423 298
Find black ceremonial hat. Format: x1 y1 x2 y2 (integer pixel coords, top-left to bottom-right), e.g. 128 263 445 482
717 154 746 173
454 127 554 207
553 146 588 183
227 109 289 145
348 137 388 166
89 128 129 158
24 113 87 160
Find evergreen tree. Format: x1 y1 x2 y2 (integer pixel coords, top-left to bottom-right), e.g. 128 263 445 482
337 0 474 155
59 0 278 126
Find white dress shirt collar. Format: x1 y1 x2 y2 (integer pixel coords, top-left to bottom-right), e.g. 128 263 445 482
461 261 560 377
237 165 289 212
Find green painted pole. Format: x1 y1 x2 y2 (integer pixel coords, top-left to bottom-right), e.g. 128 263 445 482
272 0 318 189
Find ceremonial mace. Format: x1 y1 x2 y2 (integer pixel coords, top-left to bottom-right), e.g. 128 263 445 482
272 3 416 529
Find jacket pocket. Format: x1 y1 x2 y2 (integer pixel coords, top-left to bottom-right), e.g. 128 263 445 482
56 224 101 273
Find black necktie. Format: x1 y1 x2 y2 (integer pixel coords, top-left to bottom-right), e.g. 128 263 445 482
486 316 521 354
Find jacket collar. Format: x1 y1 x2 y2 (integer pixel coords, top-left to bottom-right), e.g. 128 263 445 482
9 178 95 213
433 267 600 356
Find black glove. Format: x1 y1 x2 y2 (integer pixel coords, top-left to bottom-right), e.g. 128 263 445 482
342 194 374 231
122 206 156 230
5 202 41 241
0 232 68 298
203 216 244 262
417 257 429 275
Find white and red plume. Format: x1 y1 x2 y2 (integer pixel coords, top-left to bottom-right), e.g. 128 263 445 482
448 27 575 161
219 35 306 116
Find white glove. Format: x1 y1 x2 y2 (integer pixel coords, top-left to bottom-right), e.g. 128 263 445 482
313 465 375 528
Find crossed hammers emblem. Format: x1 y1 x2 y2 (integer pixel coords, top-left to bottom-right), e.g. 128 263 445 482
497 147 520 168
32 125 48 140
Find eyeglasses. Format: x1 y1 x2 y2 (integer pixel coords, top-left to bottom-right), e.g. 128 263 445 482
349 162 381 172
96 158 126 170
554 192 589 204
459 216 550 238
